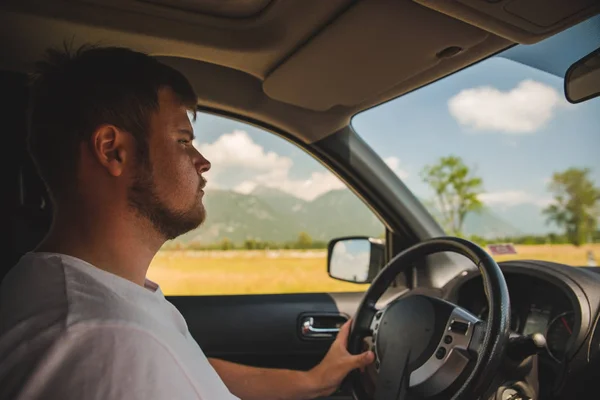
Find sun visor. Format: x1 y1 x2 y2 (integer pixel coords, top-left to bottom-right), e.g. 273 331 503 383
262 1 489 111
413 0 600 45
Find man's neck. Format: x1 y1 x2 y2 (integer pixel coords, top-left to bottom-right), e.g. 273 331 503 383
36 209 164 287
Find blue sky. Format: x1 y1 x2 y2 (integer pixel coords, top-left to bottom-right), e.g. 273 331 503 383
352 56 600 209
192 18 600 234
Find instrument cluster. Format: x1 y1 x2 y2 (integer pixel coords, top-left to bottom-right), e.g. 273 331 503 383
456 273 577 363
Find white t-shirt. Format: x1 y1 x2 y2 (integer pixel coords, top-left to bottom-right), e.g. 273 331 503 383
0 252 239 400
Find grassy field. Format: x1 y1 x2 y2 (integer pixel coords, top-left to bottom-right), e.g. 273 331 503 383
147 244 600 296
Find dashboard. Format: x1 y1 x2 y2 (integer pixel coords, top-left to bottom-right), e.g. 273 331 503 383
455 273 577 363
442 260 600 399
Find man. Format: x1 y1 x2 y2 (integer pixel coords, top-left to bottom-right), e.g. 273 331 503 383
0 45 374 399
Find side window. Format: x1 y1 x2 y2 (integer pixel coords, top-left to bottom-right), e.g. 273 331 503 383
147 112 385 295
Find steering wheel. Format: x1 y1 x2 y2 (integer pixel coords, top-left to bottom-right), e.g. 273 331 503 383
348 237 510 400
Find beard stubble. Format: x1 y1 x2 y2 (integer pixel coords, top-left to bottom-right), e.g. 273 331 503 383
127 163 206 240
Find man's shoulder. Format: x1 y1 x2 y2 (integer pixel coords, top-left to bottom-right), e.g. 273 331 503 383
0 254 182 382
0 254 236 400
57 320 173 352
1 321 202 400
1 253 166 331
1 253 69 330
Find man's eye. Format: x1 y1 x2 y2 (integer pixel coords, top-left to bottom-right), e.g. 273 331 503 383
178 139 191 145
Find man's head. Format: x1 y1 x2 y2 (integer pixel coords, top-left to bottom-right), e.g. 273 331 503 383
28 44 211 240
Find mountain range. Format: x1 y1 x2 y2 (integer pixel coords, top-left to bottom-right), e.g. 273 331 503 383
171 186 550 245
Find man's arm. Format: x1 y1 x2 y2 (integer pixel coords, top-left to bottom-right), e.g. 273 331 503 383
208 319 374 400
208 359 320 400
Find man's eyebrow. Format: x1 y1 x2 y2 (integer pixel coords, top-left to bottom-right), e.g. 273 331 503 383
178 129 195 140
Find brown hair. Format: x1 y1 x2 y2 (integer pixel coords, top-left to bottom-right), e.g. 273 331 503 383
28 44 197 202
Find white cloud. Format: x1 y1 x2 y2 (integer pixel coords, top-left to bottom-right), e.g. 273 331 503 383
197 130 292 171
384 157 409 179
234 181 258 194
234 169 346 201
479 190 551 207
448 80 566 134
198 130 345 201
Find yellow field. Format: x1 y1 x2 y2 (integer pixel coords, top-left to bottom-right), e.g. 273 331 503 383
147 250 368 296
147 244 600 296
492 244 600 265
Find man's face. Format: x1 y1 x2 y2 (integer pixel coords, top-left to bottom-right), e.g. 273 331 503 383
128 87 210 240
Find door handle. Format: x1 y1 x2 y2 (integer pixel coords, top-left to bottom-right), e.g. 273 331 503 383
300 316 346 339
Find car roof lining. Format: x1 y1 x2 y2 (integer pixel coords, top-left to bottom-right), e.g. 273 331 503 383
0 0 598 143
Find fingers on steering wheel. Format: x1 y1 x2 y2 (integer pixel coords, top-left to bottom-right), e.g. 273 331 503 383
337 318 352 345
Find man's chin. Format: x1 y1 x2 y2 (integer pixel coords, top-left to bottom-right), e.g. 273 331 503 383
193 207 206 230
184 208 205 228
155 204 206 241
180 204 206 234
128 171 207 241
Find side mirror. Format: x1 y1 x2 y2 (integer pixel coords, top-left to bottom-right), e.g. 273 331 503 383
565 47 600 104
327 236 385 284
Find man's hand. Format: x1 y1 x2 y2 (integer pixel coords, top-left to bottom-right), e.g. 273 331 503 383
307 319 375 398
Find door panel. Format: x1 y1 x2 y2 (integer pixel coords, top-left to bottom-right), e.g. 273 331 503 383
168 292 366 399
168 293 361 368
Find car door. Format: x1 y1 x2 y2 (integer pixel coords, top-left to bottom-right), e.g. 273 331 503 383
147 110 408 398
168 292 364 376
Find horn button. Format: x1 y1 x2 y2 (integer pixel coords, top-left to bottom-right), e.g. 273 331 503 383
371 295 479 397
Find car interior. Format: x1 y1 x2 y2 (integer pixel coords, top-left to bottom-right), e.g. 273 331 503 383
1 0 600 399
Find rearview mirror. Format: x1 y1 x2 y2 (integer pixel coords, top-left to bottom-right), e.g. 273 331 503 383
565 47 600 104
327 237 385 284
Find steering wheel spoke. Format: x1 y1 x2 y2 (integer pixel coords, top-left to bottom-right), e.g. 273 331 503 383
409 305 481 397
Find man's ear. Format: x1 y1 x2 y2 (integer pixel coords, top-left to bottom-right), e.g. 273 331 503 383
90 124 130 177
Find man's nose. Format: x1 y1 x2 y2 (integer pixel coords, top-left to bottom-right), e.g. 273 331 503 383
194 149 211 174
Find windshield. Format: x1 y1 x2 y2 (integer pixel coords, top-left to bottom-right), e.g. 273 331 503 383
352 17 600 267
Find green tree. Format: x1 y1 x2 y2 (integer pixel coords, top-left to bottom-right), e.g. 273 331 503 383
468 235 488 247
421 156 484 236
220 237 234 251
593 229 600 243
543 167 600 246
297 232 313 249
546 233 567 244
